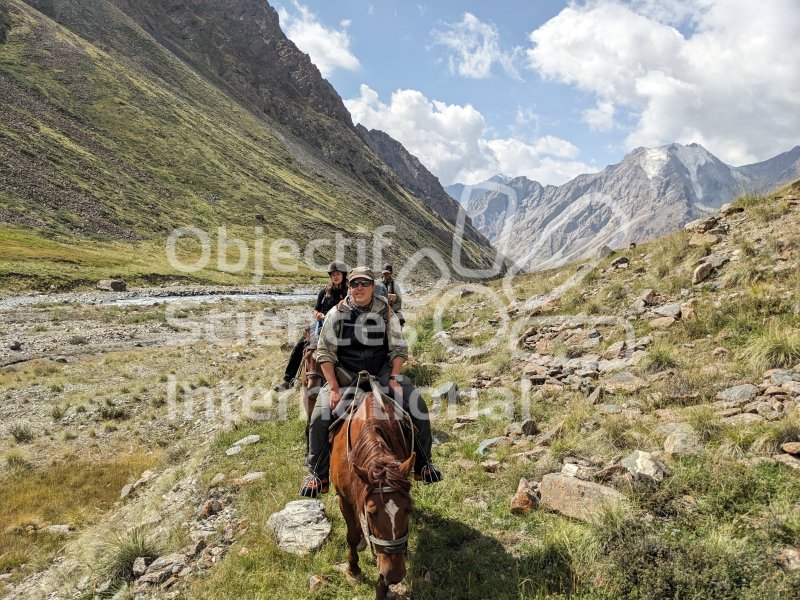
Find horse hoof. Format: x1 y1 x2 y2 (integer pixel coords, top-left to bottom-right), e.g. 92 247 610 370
345 569 363 586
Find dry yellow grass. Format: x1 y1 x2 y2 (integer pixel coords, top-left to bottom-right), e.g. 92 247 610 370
0 453 159 575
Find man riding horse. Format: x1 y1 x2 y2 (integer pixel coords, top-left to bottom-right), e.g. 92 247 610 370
300 266 442 497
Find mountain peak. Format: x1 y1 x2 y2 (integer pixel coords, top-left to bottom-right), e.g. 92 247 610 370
459 143 799 271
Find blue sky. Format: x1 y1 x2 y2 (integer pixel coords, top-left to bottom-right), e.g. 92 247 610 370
275 1 800 186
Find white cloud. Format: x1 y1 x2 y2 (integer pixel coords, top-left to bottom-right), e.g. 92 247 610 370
344 85 595 185
583 100 616 132
277 2 360 77
431 13 522 80
526 0 800 165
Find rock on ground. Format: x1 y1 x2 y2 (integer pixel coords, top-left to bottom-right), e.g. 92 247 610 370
266 500 331 555
664 430 703 457
475 437 510 456
716 384 759 404
539 473 625 522
622 450 667 484
510 478 538 515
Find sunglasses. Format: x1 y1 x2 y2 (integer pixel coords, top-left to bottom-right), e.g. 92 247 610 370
350 279 373 288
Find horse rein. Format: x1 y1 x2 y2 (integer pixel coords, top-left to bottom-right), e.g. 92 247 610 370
344 371 414 463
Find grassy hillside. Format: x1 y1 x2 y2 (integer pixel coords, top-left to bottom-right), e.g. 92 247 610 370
0 0 495 291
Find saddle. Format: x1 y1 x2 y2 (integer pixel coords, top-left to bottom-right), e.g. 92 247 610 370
327 371 415 453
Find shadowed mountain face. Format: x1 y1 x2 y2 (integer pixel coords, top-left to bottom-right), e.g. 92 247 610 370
447 143 800 270
356 125 489 246
0 0 499 287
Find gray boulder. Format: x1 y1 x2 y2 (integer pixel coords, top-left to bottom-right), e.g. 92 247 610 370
475 437 511 456
692 262 713 284
716 384 759 404
266 500 331 555
654 303 682 319
96 279 127 292
664 430 702 457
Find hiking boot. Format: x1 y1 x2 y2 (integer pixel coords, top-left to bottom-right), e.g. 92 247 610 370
273 378 293 392
415 463 443 484
299 474 329 498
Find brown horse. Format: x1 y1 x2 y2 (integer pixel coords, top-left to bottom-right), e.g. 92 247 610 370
330 375 415 600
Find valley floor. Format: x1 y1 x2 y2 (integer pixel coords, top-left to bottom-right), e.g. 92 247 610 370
2 185 800 599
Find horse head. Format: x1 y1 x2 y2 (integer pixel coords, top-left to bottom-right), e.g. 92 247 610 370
353 452 415 584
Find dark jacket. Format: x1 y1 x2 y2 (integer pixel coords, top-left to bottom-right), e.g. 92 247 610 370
315 285 347 316
314 295 407 375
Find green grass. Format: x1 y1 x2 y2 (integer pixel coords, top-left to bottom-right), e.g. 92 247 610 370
183 400 800 599
744 325 800 371
639 340 679 373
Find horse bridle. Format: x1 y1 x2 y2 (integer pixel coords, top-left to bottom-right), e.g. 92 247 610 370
362 486 409 556
344 371 413 558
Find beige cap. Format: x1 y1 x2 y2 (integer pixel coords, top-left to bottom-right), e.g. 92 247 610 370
347 266 375 282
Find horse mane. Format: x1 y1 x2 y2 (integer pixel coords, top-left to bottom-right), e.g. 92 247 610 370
350 394 412 505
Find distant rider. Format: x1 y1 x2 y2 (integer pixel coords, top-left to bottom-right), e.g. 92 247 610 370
274 262 349 390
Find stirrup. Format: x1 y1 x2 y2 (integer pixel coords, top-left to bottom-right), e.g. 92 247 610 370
415 463 443 484
299 474 329 497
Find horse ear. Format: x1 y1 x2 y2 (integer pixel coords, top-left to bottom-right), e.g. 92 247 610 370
352 463 370 483
399 453 415 479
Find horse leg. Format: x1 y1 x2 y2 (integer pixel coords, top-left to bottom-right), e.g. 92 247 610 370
376 574 390 600
338 496 363 584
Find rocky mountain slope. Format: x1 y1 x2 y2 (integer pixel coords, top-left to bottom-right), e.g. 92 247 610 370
356 125 489 246
0 0 498 290
447 143 800 270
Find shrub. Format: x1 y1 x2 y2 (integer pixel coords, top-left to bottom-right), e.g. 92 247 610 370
600 519 798 599
100 403 128 420
9 422 34 444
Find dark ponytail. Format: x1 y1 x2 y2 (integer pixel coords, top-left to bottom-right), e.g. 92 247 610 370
324 280 348 299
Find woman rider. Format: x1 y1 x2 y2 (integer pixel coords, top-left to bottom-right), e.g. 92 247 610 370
274 262 349 390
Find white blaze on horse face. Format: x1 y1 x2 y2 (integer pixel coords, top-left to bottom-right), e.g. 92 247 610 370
385 499 400 539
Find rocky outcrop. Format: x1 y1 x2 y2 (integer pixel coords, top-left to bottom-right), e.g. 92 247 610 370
107 0 363 169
